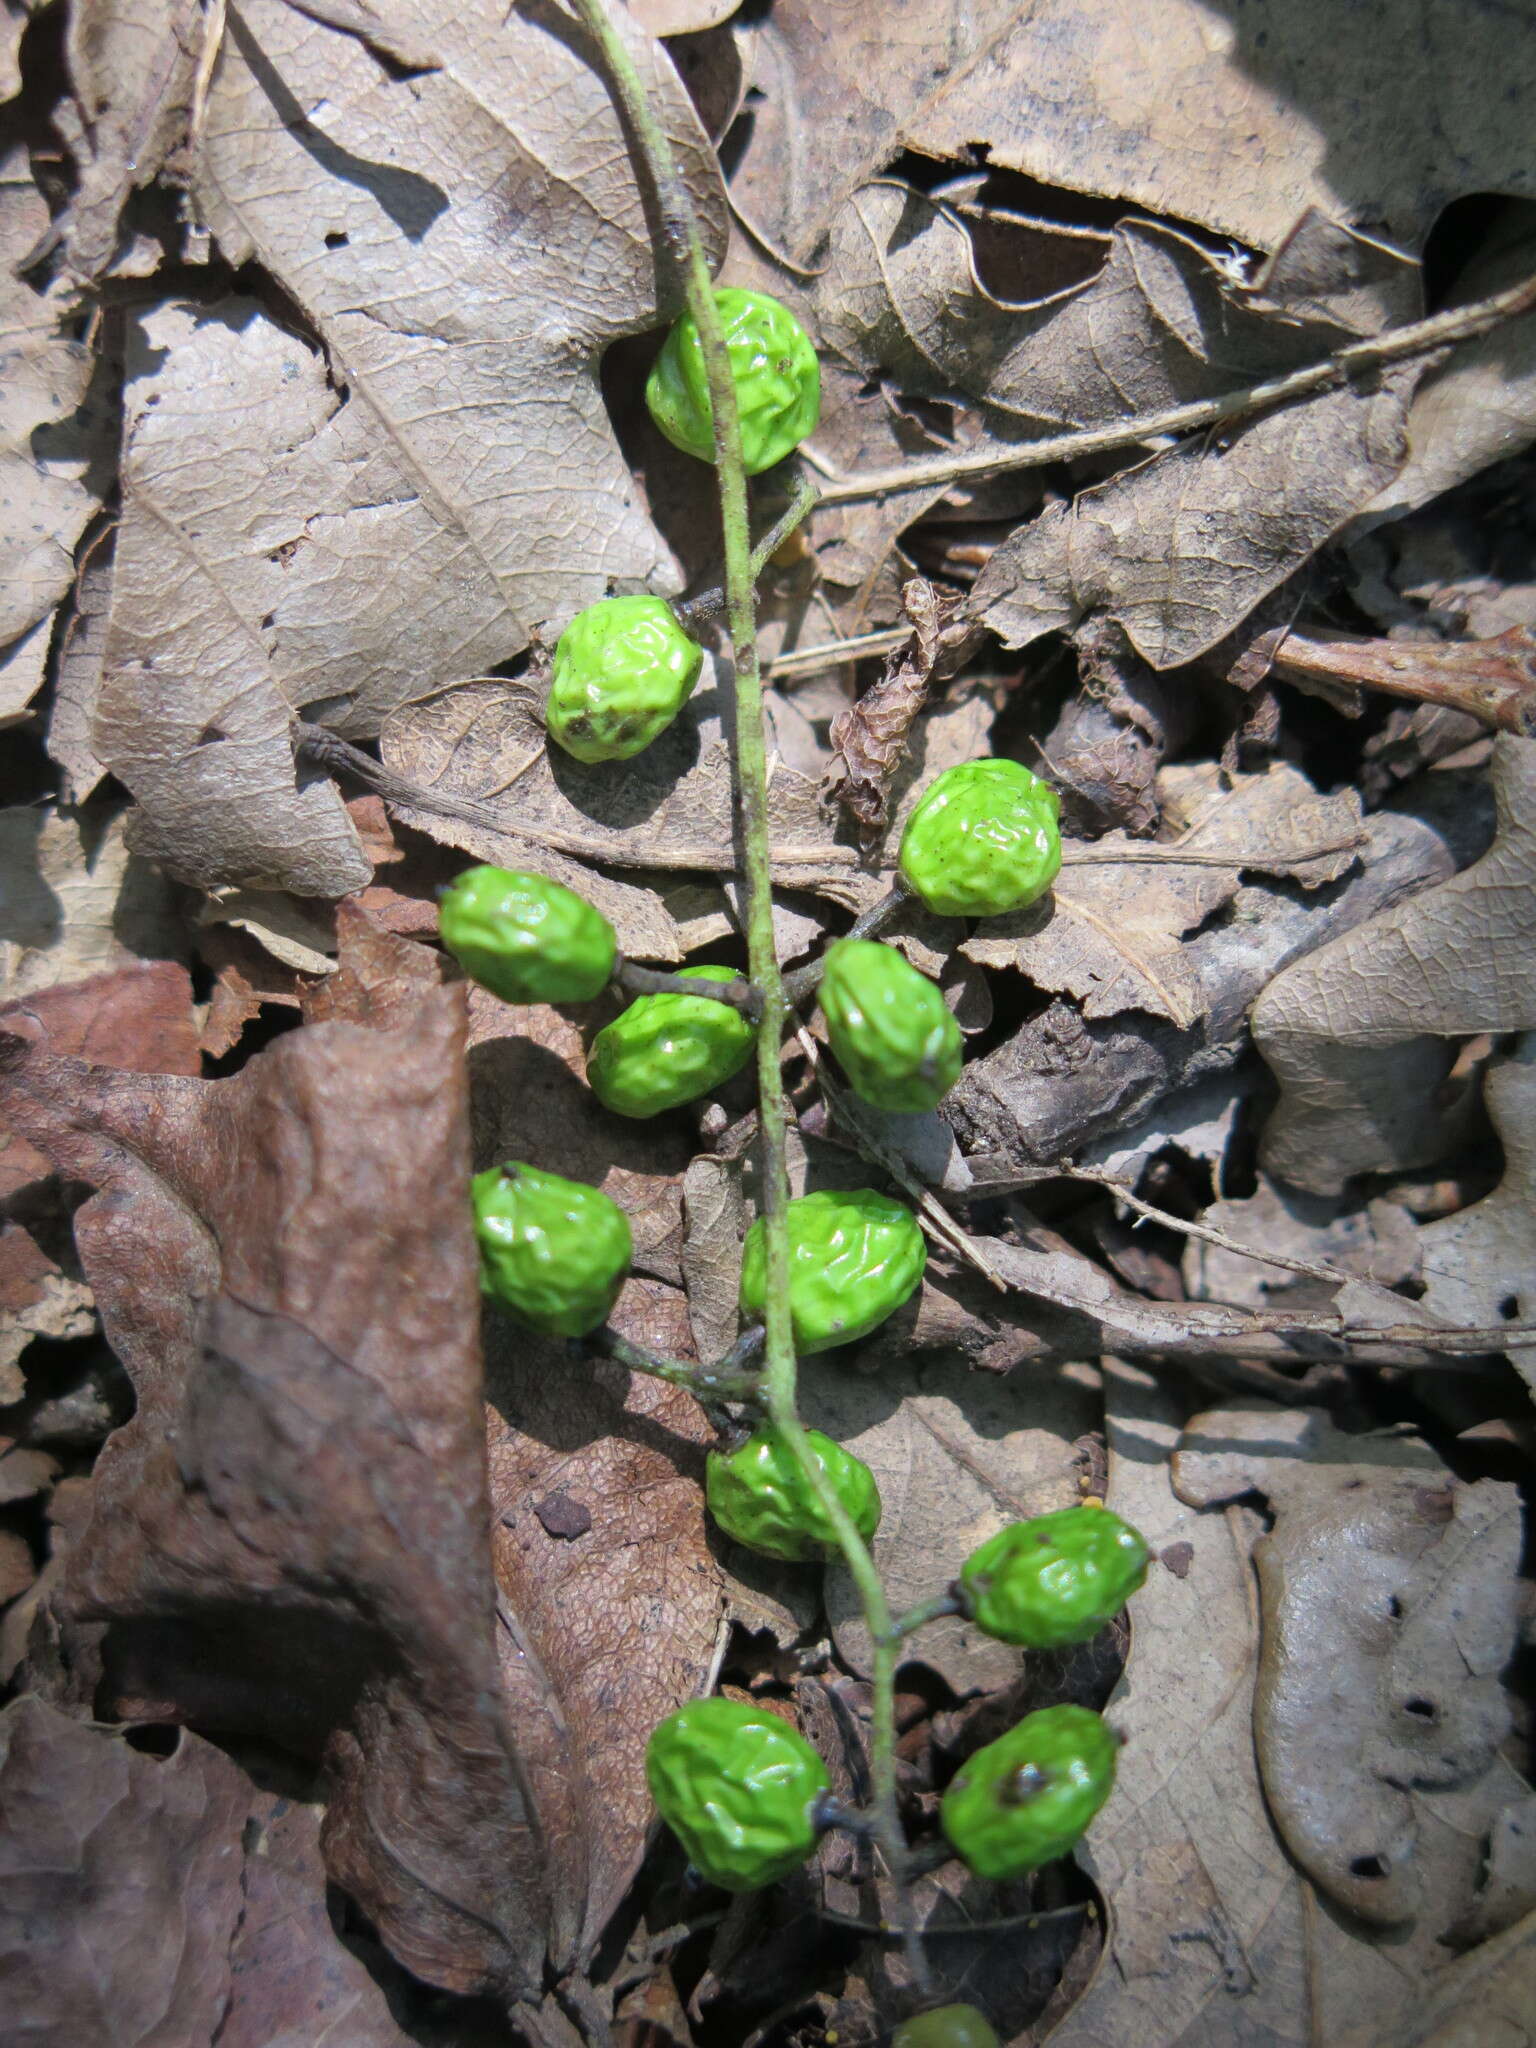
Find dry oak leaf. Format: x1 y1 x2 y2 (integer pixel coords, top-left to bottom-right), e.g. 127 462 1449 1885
1175 1406 1525 1931
310 930 719 1971
1254 734 1536 1194
0 989 547 2001
725 0 1536 262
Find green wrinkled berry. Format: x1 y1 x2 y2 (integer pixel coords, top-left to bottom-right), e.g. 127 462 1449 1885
471 1163 631 1338
707 1426 881 1562
958 1505 1150 1649
893 2008 1002 2048
547 595 703 763
738 1188 925 1355
645 1696 829 1891
646 287 821 477
899 759 1062 919
818 937 963 1113
942 1705 1118 1881
439 864 616 1004
588 966 755 1119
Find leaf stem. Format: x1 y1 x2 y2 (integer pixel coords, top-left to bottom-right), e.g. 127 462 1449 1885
570 0 913 1939
613 958 763 1019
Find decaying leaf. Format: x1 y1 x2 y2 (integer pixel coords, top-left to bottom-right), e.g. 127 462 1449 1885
0 806 186 1000
1175 1406 1524 1931
1183 1175 1422 1313
972 367 1413 668
1046 1363 1309 2048
1417 1033 1536 1393
0 992 547 2001
827 577 978 840
0 150 106 722
1254 735 1536 1193
486 1279 724 1967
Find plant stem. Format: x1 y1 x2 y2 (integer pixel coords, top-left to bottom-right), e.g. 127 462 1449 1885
571 0 913 1931
882 1591 962 1642
675 472 820 630
781 882 911 1005
613 959 763 1019
590 1324 765 1403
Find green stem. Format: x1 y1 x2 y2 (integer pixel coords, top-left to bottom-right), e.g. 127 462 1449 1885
570 0 911 1930
591 1324 765 1403
674 472 820 632
780 880 912 1007
882 1590 963 1643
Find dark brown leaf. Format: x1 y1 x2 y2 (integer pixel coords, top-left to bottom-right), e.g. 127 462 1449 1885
0 990 546 1999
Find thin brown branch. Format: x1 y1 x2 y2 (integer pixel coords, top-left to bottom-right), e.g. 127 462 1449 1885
813 272 1536 504
1268 624 1536 735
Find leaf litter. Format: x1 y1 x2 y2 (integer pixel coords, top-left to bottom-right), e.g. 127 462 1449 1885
3 0 1536 2040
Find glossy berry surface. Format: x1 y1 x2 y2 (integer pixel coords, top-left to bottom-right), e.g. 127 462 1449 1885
588 966 755 1119
645 1696 829 1891
958 1505 1150 1648
738 1188 926 1355
942 1705 1118 1881
892 2007 1003 2048
439 864 616 1004
818 938 963 1113
646 287 821 476
707 1426 882 1562
472 1163 631 1338
547 595 703 763
898 759 1062 918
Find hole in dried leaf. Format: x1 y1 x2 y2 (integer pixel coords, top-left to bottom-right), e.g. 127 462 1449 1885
1499 1294 1521 1320
1402 1696 1438 1721
1349 1854 1388 1879
324 229 349 248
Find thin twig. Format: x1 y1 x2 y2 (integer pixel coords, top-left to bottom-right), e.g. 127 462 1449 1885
1065 1165 1358 1287
781 882 911 1005
813 272 1536 503
675 473 821 629
1268 625 1536 736
763 627 910 679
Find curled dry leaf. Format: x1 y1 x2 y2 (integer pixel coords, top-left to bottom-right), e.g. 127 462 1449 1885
0 990 547 2000
1183 1176 1422 1314
0 151 108 721
40 0 212 282
1253 734 1536 1193
1175 1407 1524 1931
826 576 980 842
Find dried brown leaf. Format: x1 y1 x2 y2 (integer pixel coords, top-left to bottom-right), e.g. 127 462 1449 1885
1417 1033 1536 1394
0 151 106 719
43 0 210 281
0 806 187 1001
946 804 1449 1173
1254 735 1536 1193
973 367 1414 669
0 992 547 1999
0 1695 253 2046
486 1277 723 1966
826 577 978 841
1175 1407 1524 1930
